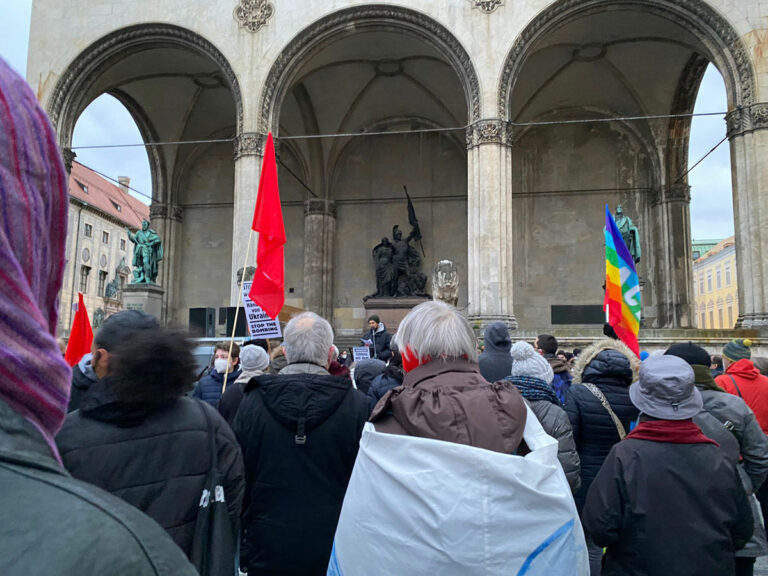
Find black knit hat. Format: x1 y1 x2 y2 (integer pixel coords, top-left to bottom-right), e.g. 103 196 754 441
723 339 752 362
665 342 711 367
368 315 380 324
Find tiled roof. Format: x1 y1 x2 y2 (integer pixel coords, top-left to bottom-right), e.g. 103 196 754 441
696 235 735 262
69 162 149 228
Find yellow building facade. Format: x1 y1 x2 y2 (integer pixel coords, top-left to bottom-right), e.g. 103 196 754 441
693 237 738 329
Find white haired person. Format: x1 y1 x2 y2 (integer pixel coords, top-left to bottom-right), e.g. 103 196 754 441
335 301 588 575
234 312 369 575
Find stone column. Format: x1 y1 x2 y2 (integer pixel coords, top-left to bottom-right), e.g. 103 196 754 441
303 199 336 318
652 184 694 328
231 132 265 305
466 120 516 329
728 104 768 329
148 202 182 323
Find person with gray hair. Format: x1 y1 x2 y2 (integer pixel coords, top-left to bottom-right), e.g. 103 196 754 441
370 301 528 455
233 311 368 575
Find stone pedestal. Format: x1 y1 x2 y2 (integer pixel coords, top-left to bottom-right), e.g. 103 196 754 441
363 297 430 332
122 283 165 320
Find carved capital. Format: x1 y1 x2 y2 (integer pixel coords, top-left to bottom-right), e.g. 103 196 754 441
304 198 337 218
234 132 265 160
727 103 768 138
171 206 183 222
149 202 167 219
234 0 274 33
665 183 691 204
62 147 76 174
466 119 514 149
470 0 504 13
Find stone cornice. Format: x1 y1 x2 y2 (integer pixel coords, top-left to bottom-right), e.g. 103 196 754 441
726 103 768 138
234 132 265 159
466 119 514 149
304 198 337 218
149 202 183 222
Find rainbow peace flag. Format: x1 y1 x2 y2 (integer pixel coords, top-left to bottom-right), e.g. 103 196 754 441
604 205 641 356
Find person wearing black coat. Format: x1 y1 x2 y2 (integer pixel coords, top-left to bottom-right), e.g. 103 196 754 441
67 352 98 412
56 311 245 562
235 312 369 576
367 353 405 412
478 322 513 383
583 356 753 576
362 315 392 361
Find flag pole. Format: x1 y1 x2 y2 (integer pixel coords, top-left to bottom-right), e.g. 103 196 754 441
223 229 254 393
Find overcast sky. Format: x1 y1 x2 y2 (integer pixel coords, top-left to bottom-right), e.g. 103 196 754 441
0 2 735 237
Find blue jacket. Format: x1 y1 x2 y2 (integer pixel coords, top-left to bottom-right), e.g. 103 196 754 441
193 366 242 407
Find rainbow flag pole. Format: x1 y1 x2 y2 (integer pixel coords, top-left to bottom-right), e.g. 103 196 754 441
604 205 641 356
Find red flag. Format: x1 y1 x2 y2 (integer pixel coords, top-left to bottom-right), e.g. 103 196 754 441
248 133 286 319
65 292 93 367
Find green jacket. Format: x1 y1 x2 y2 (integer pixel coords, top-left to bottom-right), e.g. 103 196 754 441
0 399 196 575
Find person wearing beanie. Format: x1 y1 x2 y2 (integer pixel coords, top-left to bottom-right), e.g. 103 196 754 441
716 339 768 435
361 315 392 361
0 59 196 574
218 343 271 425
583 355 753 576
478 322 513 383
506 342 581 493
666 342 768 575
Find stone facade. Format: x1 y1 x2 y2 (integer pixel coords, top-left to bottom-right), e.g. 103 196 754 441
28 0 768 334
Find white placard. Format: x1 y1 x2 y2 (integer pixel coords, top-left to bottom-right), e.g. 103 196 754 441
241 281 282 339
353 346 371 362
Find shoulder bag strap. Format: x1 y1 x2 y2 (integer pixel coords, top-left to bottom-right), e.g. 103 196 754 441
728 374 743 398
197 400 219 472
582 383 627 440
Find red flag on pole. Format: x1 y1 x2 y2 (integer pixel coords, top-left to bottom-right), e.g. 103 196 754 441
65 292 93 367
248 133 286 319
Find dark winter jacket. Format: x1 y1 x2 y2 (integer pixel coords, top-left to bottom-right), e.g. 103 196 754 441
478 322 513 383
57 386 245 558
0 398 196 575
193 366 242 407
544 353 573 404
234 363 369 575
218 369 265 426
362 323 392 361
353 358 386 394
507 375 580 493
583 433 753 576
367 364 405 412
564 339 640 512
68 353 97 412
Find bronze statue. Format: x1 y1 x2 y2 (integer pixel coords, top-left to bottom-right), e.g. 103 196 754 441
365 224 428 299
126 220 163 284
613 204 641 264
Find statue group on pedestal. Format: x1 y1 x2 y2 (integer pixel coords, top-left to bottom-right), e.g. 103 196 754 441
127 220 163 284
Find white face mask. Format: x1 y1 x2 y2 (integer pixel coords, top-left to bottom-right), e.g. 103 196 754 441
214 358 229 374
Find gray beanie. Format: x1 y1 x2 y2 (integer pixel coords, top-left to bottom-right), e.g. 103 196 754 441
240 345 270 372
510 341 554 384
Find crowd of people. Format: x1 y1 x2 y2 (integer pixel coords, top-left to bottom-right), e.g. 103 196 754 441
5 57 768 576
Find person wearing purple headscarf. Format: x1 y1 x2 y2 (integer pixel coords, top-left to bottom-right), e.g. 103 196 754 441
0 58 195 574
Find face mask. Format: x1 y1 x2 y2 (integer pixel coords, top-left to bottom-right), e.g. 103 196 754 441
214 358 229 374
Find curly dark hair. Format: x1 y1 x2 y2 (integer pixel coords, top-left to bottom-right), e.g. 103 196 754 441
107 327 197 404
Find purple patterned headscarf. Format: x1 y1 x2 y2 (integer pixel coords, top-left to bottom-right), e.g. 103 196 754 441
0 58 71 459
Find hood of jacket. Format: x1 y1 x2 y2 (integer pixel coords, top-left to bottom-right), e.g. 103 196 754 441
482 322 512 354
77 378 176 427
246 371 353 433
572 338 639 385
726 358 761 381
354 359 386 388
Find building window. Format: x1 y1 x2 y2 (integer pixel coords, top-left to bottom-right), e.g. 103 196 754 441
709 310 714 328
701 313 706 328
120 238 126 251
84 223 93 238
707 273 712 292
98 271 108 296
102 231 110 244
725 262 732 286
699 274 704 295
718 308 724 328
693 250 700 259
728 306 734 328
79 265 90 293
716 268 722 289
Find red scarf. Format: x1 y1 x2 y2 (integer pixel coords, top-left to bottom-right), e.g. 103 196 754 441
627 419 718 446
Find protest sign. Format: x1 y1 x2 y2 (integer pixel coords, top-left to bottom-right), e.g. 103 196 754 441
353 346 371 362
241 281 282 339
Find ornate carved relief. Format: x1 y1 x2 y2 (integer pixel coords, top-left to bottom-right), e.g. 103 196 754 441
466 119 514 149
498 0 755 119
234 132 265 159
61 147 76 174
665 183 691 204
234 0 275 33
259 6 481 133
149 203 183 222
48 24 243 144
726 103 768 138
305 198 337 218
470 0 504 13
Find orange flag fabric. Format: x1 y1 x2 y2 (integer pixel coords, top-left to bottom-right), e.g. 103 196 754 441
64 292 93 367
248 133 286 319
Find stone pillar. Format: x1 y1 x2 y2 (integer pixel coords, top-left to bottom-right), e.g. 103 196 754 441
728 104 768 329
653 184 694 328
466 120 516 329
231 132 265 305
148 202 182 323
303 198 336 318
